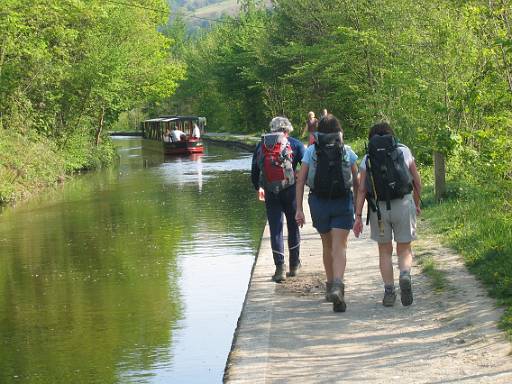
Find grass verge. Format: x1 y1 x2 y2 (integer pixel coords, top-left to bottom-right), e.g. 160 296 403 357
421 179 512 336
0 131 116 205
416 252 447 292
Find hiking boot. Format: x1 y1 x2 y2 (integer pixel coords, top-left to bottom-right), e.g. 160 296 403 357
272 264 286 283
399 271 413 306
325 281 333 302
287 262 301 277
328 279 346 312
382 287 397 307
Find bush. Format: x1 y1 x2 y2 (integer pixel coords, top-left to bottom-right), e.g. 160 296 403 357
0 130 116 204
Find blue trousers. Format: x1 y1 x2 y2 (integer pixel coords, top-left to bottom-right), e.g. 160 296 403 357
264 185 300 267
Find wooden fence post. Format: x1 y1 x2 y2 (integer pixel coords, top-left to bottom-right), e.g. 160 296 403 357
434 151 446 201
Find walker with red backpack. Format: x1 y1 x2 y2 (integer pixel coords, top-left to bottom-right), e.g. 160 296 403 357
258 132 295 195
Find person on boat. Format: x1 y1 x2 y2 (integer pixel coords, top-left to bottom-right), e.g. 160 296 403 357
163 127 172 142
302 111 318 145
251 116 306 283
171 127 185 142
192 123 201 139
295 114 359 312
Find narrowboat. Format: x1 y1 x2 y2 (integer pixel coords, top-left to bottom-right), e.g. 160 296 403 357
142 115 206 155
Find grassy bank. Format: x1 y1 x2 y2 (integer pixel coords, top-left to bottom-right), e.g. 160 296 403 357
0 131 116 204
421 176 512 335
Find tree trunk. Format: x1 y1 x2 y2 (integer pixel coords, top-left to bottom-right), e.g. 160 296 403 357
95 107 105 146
434 151 446 201
0 36 7 83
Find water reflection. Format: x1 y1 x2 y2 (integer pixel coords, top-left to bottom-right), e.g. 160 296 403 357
0 138 265 383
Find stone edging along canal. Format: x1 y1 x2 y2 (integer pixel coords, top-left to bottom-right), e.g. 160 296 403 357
202 135 258 152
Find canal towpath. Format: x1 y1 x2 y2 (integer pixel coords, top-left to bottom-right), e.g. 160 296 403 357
202 133 260 152
225 195 512 383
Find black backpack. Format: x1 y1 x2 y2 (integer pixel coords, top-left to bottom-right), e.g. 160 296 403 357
312 132 352 199
365 134 413 210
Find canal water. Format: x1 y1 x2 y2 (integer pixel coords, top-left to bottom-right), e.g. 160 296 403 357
0 138 266 384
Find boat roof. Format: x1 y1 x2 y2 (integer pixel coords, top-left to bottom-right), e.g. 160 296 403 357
143 115 205 123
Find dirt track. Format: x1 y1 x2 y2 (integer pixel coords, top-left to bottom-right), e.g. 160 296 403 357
225 200 512 383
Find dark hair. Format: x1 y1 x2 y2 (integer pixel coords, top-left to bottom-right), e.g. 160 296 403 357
368 121 394 140
317 114 343 134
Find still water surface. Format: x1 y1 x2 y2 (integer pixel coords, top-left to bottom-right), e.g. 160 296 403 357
0 138 265 383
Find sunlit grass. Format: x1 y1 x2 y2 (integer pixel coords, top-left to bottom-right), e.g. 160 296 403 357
416 254 447 292
421 175 512 336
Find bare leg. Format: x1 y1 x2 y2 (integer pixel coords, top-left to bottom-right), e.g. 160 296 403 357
396 242 412 272
378 242 394 285
331 228 349 280
320 231 333 282
397 242 414 306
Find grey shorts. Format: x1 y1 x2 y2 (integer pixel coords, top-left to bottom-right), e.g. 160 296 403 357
368 194 417 243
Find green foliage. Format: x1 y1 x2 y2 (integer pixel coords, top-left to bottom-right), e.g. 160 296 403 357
0 0 184 136
0 0 185 203
60 132 117 173
0 130 65 203
422 182 512 334
0 130 117 203
110 109 146 132
170 0 511 170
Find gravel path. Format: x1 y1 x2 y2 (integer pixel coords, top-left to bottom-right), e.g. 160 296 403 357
225 199 512 383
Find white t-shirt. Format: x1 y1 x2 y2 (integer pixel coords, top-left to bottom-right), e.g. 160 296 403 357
192 125 201 138
359 145 414 171
171 130 185 142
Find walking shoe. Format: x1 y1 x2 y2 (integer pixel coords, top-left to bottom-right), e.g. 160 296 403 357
382 286 397 307
287 262 301 277
328 279 346 312
399 271 413 306
271 264 286 283
325 281 333 302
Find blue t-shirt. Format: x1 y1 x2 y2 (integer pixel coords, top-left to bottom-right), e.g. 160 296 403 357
303 143 358 191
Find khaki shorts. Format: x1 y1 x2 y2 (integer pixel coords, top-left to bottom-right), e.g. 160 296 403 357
369 194 417 243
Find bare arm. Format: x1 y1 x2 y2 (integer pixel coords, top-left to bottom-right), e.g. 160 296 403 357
409 161 422 214
295 163 309 227
353 168 368 237
351 163 359 208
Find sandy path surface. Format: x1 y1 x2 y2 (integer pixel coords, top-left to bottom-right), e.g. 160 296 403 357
225 199 512 383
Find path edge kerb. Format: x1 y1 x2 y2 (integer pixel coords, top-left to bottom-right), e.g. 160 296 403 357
222 222 266 382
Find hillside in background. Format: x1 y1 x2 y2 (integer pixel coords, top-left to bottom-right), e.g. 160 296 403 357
168 0 238 14
168 0 239 30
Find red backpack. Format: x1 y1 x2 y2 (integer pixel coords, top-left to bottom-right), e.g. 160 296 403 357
258 132 295 194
